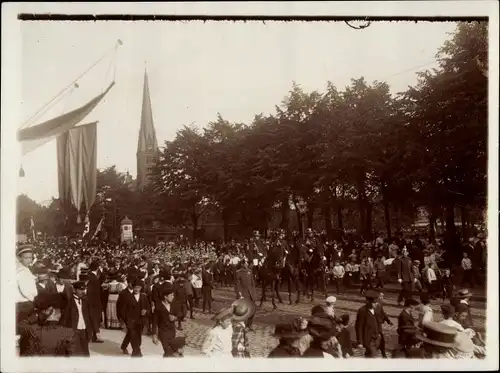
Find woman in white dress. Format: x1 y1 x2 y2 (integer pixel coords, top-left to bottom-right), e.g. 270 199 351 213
201 306 234 357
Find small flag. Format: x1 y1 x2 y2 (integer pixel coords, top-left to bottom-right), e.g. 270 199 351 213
30 217 35 241
92 217 104 240
82 214 90 237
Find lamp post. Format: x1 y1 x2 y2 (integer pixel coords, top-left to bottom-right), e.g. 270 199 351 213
297 200 307 240
105 197 117 241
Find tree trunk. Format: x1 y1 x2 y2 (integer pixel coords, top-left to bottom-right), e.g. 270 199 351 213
293 199 303 238
191 210 198 243
445 203 457 239
222 208 230 243
356 172 367 237
460 206 468 240
307 205 314 229
365 203 373 241
381 182 391 240
429 204 437 243
336 205 343 232
279 196 291 233
323 205 333 239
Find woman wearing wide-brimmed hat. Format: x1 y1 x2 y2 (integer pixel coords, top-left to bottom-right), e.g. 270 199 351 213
417 321 475 359
201 306 234 357
231 298 255 358
268 318 309 357
302 312 342 358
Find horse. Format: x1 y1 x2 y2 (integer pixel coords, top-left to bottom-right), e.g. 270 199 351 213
303 249 328 302
258 246 285 309
281 242 304 304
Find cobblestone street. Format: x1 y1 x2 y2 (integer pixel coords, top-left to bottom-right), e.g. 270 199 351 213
91 286 486 358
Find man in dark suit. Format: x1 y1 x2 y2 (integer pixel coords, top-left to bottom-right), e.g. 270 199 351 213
201 264 214 314
374 292 393 358
355 290 382 358
117 278 151 357
395 248 414 305
54 267 74 301
60 281 95 356
35 267 57 295
396 298 419 357
86 260 104 343
235 259 258 331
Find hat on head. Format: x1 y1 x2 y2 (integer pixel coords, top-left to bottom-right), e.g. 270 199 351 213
273 322 308 339
231 298 256 322
34 266 50 275
17 244 34 257
311 305 326 317
211 306 233 322
160 283 175 298
404 298 420 307
416 322 459 348
307 315 337 341
56 267 71 279
89 260 100 271
73 281 87 290
34 293 67 310
457 289 472 299
414 260 421 265
365 289 380 301
441 304 455 315
131 278 144 288
326 296 337 304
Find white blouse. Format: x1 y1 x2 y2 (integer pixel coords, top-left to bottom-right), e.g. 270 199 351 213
201 325 234 357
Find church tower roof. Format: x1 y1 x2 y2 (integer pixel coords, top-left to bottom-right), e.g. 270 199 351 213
137 69 158 153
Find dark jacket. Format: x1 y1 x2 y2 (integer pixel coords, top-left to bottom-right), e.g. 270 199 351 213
19 321 75 357
235 268 257 301
117 289 151 327
202 270 213 288
60 296 95 339
397 309 417 346
268 343 301 357
36 280 57 296
396 257 414 282
86 272 102 332
355 305 380 348
152 302 176 340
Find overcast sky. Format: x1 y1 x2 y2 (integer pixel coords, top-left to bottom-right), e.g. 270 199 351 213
17 20 457 203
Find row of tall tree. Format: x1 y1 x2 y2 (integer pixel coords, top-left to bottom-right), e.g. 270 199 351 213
17 22 487 246
151 22 487 243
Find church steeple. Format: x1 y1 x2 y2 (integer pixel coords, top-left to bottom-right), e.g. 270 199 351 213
137 69 159 189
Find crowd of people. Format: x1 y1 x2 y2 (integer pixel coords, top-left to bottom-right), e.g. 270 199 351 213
15 228 487 359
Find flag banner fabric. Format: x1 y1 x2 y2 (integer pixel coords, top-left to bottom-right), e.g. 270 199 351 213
56 122 98 221
81 123 97 212
20 82 114 155
92 217 104 240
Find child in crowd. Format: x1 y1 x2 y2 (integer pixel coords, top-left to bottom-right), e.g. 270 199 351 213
440 268 454 301
337 314 354 358
332 261 345 294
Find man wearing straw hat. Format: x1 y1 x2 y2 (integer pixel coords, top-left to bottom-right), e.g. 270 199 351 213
417 321 475 359
16 244 38 332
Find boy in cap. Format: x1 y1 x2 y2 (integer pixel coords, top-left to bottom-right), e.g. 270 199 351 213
16 244 37 331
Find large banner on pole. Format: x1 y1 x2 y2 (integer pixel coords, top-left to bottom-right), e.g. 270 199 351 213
56 122 98 222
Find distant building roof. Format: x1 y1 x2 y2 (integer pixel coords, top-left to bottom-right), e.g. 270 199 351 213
121 216 133 225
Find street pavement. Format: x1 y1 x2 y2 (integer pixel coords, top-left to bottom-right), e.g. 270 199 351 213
91 285 486 358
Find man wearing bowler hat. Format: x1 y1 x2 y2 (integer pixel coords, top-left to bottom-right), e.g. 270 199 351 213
355 289 382 358
60 281 96 356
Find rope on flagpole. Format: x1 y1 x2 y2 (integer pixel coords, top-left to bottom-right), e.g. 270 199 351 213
21 40 122 130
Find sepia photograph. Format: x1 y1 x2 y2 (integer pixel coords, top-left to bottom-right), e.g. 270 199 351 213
1 1 498 372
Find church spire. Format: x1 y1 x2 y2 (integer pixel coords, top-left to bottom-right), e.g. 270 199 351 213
136 68 159 189
137 68 158 153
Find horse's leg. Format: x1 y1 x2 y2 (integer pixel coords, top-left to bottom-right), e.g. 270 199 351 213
295 272 301 304
271 280 277 310
259 280 266 307
275 277 283 304
309 275 314 302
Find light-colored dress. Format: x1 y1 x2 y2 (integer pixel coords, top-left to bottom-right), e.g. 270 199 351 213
201 325 234 357
106 281 126 329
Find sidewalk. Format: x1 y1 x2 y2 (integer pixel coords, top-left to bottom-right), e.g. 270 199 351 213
90 329 200 357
